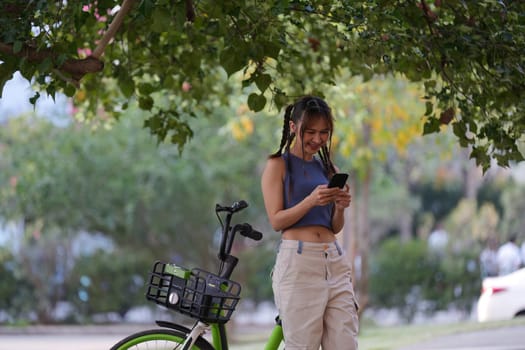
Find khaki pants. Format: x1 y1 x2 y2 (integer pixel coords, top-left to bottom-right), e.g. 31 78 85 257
272 240 359 350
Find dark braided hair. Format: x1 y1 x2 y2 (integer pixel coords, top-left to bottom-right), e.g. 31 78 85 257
269 95 337 178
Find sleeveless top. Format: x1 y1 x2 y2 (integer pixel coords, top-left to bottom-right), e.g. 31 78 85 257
282 152 333 231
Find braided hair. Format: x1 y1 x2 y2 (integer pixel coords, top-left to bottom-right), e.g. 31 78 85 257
269 95 337 178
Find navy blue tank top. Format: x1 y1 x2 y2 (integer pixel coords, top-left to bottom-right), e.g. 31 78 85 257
282 152 333 230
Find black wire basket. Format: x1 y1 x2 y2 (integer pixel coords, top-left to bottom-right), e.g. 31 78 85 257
146 261 241 324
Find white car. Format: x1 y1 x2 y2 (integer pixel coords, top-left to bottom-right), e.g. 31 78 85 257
477 267 525 322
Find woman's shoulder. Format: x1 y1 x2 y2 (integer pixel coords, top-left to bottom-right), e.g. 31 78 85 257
262 155 286 184
265 155 286 170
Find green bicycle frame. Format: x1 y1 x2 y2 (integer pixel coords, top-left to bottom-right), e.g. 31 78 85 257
209 322 283 350
211 324 223 350
264 323 284 350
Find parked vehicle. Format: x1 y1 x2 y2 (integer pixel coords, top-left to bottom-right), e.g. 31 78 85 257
477 267 525 322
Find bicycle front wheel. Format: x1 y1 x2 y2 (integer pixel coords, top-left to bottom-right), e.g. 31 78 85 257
110 328 215 350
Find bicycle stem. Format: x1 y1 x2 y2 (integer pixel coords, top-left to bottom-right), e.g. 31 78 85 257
218 212 233 261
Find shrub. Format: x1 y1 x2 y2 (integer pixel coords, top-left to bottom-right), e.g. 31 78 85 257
369 238 479 322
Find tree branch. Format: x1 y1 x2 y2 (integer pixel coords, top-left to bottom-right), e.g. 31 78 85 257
0 42 104 82
92 0 137 59
185 0 195 22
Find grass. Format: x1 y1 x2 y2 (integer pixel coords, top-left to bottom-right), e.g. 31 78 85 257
228 318 525 350
358 317 525 350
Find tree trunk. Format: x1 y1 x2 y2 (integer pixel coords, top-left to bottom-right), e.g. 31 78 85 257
353 122 372 312
357 165 371 311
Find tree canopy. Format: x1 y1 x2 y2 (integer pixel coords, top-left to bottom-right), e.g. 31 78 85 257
1 0 525 170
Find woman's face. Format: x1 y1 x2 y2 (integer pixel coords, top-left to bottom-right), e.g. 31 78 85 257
290 115 331 158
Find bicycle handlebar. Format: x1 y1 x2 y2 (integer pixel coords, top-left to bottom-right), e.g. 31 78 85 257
215 200 263 277
236 223 263 241
215 200 248 214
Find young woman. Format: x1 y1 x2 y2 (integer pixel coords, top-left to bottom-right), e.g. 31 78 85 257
261 95 359 349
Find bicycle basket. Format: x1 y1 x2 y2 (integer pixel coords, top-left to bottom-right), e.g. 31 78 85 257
146 261 241 324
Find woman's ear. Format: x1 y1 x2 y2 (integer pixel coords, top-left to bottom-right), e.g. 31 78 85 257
289 120 297 134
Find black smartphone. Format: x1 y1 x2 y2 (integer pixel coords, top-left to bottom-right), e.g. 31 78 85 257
328 173 349 188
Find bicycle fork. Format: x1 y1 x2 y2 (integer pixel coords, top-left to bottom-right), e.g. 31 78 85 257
179 321 208 350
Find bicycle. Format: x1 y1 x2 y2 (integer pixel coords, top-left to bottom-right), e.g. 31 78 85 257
110 200 284 350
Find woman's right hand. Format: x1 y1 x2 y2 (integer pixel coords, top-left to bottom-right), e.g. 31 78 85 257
308 185 340 206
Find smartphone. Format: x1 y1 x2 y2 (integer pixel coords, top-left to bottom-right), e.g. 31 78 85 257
328 173 349 188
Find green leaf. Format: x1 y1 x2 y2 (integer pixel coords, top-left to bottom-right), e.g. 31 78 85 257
64 84 76 97
422 116 440 135
138 83 155 95
255 73 272 93
261 40 281 60
151 7 172 33
424 101 433 116
452 121 469 147
274 90 288 110
247 93 266 112
29 92 41 106
220 46 246 76
138 95 154 110
38 58 53 73
118 70 135 98
0 62 16 98
470 146 491 172
13 41 23 54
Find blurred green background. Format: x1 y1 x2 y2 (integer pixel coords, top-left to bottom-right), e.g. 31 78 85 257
1 73 524 327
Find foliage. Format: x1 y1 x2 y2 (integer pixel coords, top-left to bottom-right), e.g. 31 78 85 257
444 198 499 243
329 75 428 175
236 242 276 303
64 249 153 319
369 237 480 322
413 179 464 226
0 248 36 323
1 1 525 169
369 238 439 322
0 98 274 321
476 176 508 219
367 169 421 243
499 181 525 239
0 113 222 265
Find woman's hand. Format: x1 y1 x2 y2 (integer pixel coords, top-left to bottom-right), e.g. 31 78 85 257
308 185 341 206
334 184 351 211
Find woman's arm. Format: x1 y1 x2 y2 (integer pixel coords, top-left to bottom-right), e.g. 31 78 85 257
331 203 346 233
261 157 340 232
261 157 313 231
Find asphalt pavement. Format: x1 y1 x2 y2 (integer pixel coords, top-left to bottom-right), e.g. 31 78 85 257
1 322 525 350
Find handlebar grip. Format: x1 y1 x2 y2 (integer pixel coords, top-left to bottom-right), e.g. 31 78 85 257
232 200 248 212
247 230 263 241
215 200 248 213
238 223 263 241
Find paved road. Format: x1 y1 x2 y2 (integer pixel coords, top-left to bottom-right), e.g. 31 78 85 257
0 324 268 350
0 333 124 350
396 325 525 350
0 332 263 350
1 324 524 350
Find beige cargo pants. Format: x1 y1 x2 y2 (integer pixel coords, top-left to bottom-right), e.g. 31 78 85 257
272 239 359 350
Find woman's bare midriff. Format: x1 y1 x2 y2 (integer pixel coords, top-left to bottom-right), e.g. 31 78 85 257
282 225 336 243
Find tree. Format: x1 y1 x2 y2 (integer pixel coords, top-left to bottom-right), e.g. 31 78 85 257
327 75 429 310
1 1 524 170
0 98 272 320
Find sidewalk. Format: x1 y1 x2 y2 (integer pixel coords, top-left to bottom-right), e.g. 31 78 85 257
0 323 154 335
0 323 274 350
0 322 275 340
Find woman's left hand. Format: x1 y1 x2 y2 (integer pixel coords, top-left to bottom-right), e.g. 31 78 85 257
334 185 351 211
